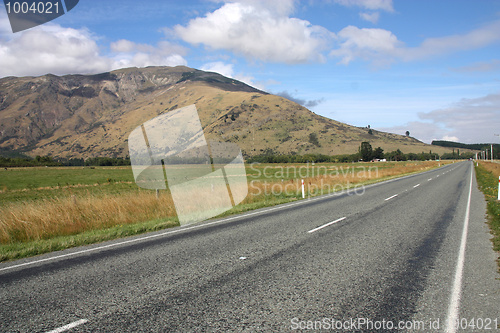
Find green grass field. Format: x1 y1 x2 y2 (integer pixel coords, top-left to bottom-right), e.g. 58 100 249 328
0 161 449 262
0 166 137 204
0 162 420 203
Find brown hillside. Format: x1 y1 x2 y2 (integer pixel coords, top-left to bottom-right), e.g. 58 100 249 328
0 66 456 159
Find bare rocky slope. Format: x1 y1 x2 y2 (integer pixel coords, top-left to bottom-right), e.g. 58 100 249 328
0 66 453 159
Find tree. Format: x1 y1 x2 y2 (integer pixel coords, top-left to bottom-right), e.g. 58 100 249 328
368 129 373 135
405 131 410 137
386 149 406 161
308 133 320 147
359 141 373 161
407 153 418 160
373 147 384 159
394 149 405 161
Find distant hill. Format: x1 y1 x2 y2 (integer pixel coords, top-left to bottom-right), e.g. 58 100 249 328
432 140 498 151
0 65 458 159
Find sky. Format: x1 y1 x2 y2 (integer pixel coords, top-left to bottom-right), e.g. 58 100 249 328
1 0 499 144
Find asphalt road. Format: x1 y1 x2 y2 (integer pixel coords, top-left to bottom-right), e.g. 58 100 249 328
1 161 499 332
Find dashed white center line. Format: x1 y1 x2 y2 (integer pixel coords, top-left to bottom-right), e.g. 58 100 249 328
45 319 88 333
428 178 432 181
384 194 398 201
308 217 346 233
413 184 421 188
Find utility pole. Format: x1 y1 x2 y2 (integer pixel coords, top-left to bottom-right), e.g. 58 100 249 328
495 134 499 161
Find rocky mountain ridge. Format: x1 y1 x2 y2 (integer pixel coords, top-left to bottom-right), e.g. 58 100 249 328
0 66 452 159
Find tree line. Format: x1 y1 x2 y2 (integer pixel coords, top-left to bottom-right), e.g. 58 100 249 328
0 155 131 167
248 142 475 164
0 140 482 167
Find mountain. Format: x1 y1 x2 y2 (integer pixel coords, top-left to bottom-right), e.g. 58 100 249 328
0 66 455 159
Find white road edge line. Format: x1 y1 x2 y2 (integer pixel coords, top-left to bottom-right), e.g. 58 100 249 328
45 319 88 333
384 194 398 201
413 184 421 188
445 165 473 333
308 217 347 234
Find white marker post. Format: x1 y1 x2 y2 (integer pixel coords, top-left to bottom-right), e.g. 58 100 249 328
498 176 500 201
301 179 305 199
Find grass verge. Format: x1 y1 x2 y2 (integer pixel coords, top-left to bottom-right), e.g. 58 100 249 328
474 161 500 272
0 218 178 262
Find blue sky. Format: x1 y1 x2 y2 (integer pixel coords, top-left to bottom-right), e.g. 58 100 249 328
1 0 500 144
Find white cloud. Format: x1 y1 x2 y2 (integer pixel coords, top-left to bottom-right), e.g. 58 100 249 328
110 40 188 69
110 39 136 53
381 92 500 144
222 0 296 16
174 2 333 63
452 59 500 73
200 61 234 78
332 0 393 12
0 13 188 78
0 24 111 77
333 1 389 26
331 25 400 64
200 61 262 89
442 136 460 142
359 12 380 24
397 20 500 62
330 19 500 66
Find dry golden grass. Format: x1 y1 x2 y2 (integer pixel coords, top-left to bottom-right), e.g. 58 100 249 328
246 161 446 198
0 161 447 246
0 191 176 244
481 161 500 178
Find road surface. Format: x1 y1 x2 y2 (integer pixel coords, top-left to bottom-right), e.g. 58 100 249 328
1 161 499 332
